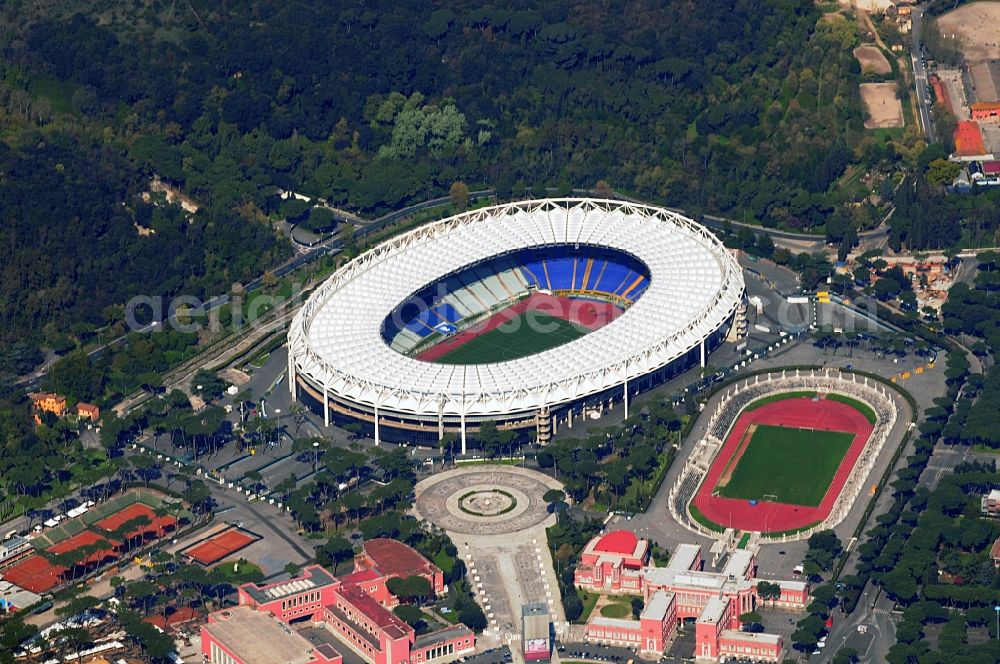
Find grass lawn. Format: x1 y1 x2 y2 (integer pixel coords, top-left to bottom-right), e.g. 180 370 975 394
825 393 877 424
600 603 630 618
433 548 455 574
688 503 724 533
744 391 816 412
576 590 599 624
716 424 854 506
213 560 264 584
435 313 588 364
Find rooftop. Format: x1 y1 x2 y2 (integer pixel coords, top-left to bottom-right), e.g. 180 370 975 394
325 601 382 650
243 565 338 604
721 550 754 578
361 539 438 580
594 530 639 556
414 624 474 649
337 582 411 639
720 629 781 645
590 616 640 630
770 578 808 592
666 543 701 571
0 536 30 556
640 590 674 622
340 569 383 586
0 580 41 609
298 623 344 661
203 606 317 664
697 597 729 625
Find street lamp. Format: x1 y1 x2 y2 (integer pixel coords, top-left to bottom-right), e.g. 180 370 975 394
312 441 320 472
994 605 999 640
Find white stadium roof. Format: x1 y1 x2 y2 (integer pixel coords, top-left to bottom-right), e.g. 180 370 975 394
288 198 744 419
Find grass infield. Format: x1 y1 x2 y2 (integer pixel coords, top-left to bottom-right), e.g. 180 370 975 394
435 313 588 364
715 424 854 506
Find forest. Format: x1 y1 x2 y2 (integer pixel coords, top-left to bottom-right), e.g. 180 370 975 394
0 0 879 373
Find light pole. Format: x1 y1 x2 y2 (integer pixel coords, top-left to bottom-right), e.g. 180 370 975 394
994 605 999 639
312 441 320 473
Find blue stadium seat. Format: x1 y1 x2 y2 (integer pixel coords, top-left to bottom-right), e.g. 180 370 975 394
544 258 574 290
433 302 462 324
592 261 628 293
520 262 545 288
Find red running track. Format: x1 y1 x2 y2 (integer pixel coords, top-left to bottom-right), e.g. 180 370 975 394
415 293 622 362
692 397 874 533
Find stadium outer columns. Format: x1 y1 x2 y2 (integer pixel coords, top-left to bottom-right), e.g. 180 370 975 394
292 338 707 453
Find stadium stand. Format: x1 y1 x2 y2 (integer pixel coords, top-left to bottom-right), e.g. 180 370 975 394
381 245 652 355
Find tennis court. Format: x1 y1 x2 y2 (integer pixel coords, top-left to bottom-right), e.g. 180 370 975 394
94 503 177 540
2 555 66 593
184 529 259 566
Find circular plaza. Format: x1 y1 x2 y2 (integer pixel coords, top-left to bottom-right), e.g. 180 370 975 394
414 465 564 536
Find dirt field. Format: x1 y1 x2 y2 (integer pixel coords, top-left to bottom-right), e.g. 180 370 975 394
854 45 892 75
860 83 905 128
937 3 1000 61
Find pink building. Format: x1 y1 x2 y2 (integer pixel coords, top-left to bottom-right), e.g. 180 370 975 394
576 534 805 662
584 590 677 656
355 538 446 597
718 630 784 662
204 563 474 664
202 605 343 664
574 530 649 593
694 597 734 659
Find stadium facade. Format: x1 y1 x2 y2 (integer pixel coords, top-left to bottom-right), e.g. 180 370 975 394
287 198 745 451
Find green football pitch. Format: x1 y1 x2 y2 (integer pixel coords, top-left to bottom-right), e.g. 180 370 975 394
434 313 588 364
715 424 855 506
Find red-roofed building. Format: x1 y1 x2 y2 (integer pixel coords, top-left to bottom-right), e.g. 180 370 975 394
576 533 803 662
574 530 650 593
355 538 444 597
983 161 1000 176
207 557 474 664
341 568 394 607
144 607 202 633
972 101 1000 121
76 402 101 421
991 536 1000 568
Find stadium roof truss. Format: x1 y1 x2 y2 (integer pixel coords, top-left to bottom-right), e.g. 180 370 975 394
288 198 744 420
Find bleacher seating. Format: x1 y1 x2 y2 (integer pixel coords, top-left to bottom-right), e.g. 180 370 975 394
383 245 652 353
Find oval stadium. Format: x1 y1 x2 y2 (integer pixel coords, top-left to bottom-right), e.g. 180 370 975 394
287 198 746 451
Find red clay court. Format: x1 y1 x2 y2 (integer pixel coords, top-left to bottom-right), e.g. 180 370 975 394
46 530 117 565
954 121 987 157
94 503 177 540
184 529 258 566
1 554 67 593
414 293 621 362
692 397 874 533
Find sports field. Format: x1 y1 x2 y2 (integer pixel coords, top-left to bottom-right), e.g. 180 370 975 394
715 424 854 506
435 313 587 364
691 395 876 533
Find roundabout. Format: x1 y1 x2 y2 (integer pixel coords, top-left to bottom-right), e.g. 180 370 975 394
414 465 562 536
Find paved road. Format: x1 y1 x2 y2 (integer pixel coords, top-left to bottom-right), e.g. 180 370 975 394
823 583 899 664
911 5 936 142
